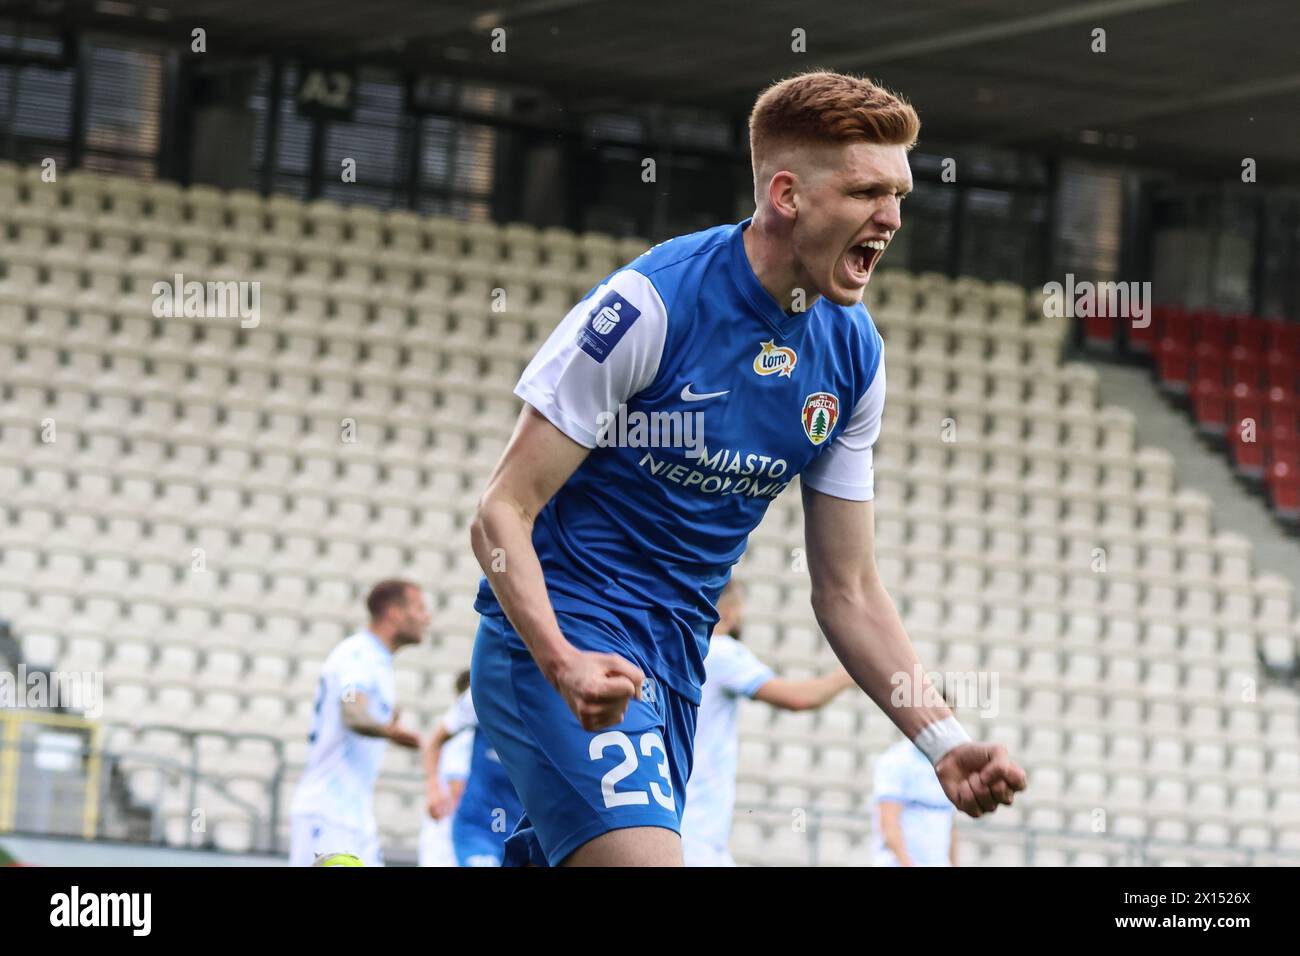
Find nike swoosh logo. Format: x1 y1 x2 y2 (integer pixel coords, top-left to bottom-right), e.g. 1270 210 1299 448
680 384 730 402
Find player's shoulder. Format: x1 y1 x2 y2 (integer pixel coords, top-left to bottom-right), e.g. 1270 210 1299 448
323 631 384 671
704 633 743 664
609 221 739 308
816 297 885 358
322 631 365 663
569 222 739 359
811 298 885 406
622 220 737 281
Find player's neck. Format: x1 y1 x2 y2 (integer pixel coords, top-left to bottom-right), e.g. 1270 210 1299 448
366 624 398 654
743 215 821 316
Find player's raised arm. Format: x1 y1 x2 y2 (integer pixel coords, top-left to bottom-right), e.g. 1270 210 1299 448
800 485 1026 817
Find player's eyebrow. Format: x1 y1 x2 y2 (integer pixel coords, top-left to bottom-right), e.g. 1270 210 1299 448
846 179 912 196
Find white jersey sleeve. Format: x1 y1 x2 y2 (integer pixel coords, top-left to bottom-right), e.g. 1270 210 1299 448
514 269 670 448
440 730 473 783
706 635 775 699
440 689 478 736
801 361 886 502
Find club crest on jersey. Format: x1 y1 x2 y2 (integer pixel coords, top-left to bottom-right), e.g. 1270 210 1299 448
753 340 797 377
578 289 642 364
801 392 839 445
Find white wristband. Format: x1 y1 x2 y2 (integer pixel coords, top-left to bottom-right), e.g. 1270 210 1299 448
913 717 971 766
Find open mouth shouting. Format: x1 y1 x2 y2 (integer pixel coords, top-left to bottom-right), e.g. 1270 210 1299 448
844 237 888 288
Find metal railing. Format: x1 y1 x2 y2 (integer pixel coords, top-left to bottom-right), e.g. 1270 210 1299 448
5 712 1298 866
742 802 1300 867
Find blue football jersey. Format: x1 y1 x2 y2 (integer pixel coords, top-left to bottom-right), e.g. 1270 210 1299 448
475 217 886 704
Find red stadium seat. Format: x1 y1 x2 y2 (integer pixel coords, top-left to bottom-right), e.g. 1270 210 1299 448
1231 421 1266 480
1267 461 1300 520
1083 310 1117 350
1191 378 1227 436
1266 387 1299 432
1155 338 1191 393
1265 319 1300 355
1267 429 1300 470
1232 315 1269 353
1229 381 1264 431
1228 345 1263 388
1264 350 1297 392
1128 317 1159 356
1158 305 1192 345
1193 309 1232 351
1229 383 1267 481
1123 304 1164 353
1193 341 1226 386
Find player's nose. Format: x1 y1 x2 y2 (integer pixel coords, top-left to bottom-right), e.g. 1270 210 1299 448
874 198 902 233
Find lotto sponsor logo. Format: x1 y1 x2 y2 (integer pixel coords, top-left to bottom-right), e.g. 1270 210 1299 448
753 340 797 377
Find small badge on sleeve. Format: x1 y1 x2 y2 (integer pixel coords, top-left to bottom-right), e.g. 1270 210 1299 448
802 392 840 445
578 289 642 364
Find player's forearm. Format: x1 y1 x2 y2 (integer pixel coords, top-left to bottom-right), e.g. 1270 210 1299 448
422 728 447 784
789 671 853 710
813 578 952 740
883 827 913 866
877 805 913 865
470 498 577 682
341 701 392 739
344 716 391 739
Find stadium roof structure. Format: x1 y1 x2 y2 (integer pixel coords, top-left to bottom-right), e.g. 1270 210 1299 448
9 0 1300 177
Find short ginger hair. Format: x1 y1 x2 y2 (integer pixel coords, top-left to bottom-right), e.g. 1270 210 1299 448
748 71 920 202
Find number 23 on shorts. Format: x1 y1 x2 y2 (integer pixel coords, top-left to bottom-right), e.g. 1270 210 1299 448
589 731 676 811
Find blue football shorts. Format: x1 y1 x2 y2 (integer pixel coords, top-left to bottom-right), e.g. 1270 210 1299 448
470 610 697 867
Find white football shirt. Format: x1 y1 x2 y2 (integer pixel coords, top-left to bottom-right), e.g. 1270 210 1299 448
870 739 955 866
681 634 774 854
290 630 396 833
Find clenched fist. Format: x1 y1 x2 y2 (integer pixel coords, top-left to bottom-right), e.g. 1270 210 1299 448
552 650 645 731
935 743 1027 817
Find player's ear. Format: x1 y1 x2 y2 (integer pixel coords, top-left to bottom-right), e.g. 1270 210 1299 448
767 169 799 220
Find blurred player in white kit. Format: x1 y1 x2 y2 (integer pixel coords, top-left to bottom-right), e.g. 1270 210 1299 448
681 580 855 866
418 669 473 867
288 580 428 866
870 689 961 866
